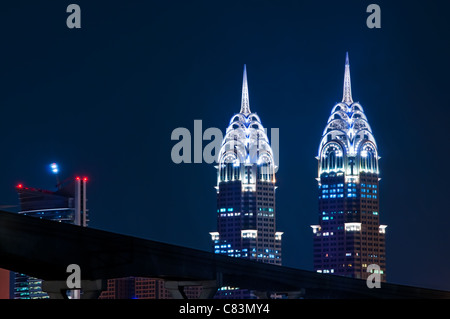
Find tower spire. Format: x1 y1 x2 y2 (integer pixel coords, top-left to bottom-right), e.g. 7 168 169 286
240 64 251 115
342 52 353 104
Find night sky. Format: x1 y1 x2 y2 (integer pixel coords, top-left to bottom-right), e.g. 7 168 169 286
0 1 449 291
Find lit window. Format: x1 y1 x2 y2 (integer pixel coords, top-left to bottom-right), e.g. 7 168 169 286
241 230 257 239
345 222 361 232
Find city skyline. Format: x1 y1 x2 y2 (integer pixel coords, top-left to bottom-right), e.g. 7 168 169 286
0 1 449 293
17 176 88 299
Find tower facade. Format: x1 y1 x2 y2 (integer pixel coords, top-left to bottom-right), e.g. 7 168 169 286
210 65 282 271
312 53 387 281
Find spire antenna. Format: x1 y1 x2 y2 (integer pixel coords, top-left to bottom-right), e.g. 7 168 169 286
342 52 353 104
240 64 251 115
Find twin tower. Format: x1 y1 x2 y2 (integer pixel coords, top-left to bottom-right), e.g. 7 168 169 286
210 53 387 283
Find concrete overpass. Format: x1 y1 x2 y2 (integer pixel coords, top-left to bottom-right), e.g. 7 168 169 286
0 210 448 299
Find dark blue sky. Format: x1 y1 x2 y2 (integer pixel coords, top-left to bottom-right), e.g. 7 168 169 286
0 1 449 291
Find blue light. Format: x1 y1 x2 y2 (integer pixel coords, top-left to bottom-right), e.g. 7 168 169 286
50 163 59 174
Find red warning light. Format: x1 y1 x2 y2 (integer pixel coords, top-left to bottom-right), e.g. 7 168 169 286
17 184 23 188
83 177 88 182
76 176 80 181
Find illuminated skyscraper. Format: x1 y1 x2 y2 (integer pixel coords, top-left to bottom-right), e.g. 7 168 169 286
210 65 282 297
312 53 387 281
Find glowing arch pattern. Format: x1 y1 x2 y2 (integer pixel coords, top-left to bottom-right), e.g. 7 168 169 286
217 65 276 186
318 53 379 176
